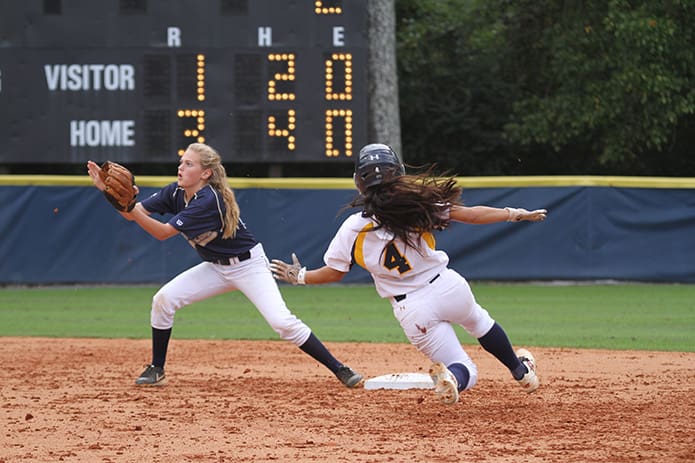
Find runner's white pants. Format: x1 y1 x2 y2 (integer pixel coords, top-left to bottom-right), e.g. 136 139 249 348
390 268 496 390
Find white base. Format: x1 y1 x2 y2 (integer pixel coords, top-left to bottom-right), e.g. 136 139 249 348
363 372 435 390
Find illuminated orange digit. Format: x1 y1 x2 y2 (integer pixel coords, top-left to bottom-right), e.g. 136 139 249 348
267 53 296 102
324 109 353 158
177 53 206 155
314 0 342 15
268 110 297 151
325 53 352 101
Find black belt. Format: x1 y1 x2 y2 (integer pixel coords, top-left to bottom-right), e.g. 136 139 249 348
212 250 251 265
394 273 440 302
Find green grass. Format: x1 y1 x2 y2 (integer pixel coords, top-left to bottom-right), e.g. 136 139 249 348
1 283 693 352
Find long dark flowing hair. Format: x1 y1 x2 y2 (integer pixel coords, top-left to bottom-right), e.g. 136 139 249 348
348 168 463 249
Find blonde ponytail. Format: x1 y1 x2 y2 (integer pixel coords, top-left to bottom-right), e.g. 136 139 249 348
187 143 240 239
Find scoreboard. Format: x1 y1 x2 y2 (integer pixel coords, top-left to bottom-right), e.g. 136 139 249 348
0 0 368 163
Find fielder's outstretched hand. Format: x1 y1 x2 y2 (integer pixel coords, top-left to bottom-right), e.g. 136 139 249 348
270 253 306 285
505 208 547 222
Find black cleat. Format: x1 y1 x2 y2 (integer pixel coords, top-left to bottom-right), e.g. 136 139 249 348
135 364 167 386
335 365 363 388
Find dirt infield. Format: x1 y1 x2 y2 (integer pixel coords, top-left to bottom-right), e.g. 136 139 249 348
1 338 693 463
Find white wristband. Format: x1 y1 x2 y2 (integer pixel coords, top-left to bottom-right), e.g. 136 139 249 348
297 267 307 285
505 207 522 222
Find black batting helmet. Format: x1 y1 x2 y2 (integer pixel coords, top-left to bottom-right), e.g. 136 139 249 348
353 143 405 194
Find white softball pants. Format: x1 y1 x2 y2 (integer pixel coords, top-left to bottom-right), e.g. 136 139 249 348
150 243 312 346
390 268 496 390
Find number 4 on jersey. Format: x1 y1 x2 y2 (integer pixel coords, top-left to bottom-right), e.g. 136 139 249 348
383 242 411 274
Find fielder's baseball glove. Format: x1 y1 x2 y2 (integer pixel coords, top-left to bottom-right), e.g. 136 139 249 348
98 161 138 212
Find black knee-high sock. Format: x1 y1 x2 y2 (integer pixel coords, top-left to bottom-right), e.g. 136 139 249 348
447 363 470 392
151 327 172 368
478 322 526 379
299 332 342 374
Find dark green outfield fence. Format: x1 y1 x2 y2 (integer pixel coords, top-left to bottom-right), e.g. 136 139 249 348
1 176 694 284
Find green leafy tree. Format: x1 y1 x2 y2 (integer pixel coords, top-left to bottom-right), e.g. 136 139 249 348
505 0 695 172
397 0 520 175
396 0 695 175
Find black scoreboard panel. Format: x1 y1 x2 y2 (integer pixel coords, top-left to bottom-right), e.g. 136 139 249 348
0 0 368 163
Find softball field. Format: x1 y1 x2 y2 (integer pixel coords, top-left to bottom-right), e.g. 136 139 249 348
1 337 693 462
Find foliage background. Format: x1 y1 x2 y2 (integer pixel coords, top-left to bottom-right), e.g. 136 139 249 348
396 0 695 176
